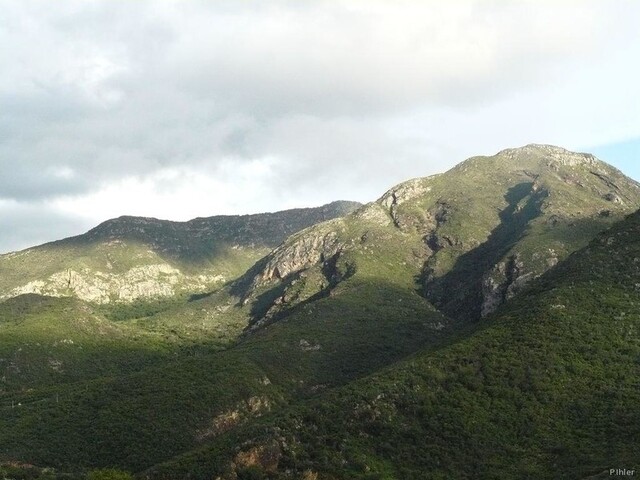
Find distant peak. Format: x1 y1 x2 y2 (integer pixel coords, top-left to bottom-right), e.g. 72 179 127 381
324 200 363 208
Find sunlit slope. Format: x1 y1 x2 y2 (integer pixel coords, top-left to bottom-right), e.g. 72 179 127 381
0 201 360 305
0 188 447 472
235 145 640 327
2 145 640 478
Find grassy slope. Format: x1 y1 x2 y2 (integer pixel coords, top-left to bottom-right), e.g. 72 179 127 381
126 196 445 340
149 209 640 480
387 146 640 321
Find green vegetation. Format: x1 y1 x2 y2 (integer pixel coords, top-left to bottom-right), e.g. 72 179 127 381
148 209 640 480
0 295 175 393
86 470 133 480
232 145 640 330
1 146 639 479
97 297 188 321
0 464 134 480
0 268 450 472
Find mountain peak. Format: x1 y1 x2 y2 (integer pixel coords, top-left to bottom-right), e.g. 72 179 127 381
447 144 612 178
496 143 599 167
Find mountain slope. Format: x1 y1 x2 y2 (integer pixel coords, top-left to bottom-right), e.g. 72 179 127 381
0 201 360 305
0 262 452 472
2 145 639 478
236 145 640 326
0 294 170 393
147 207 640 480
0 213 451 471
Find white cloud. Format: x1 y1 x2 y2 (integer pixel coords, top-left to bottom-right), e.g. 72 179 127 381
51 158 285 222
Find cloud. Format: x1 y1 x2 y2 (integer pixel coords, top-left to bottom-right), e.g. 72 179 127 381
1 0 640 252
0 199 92 252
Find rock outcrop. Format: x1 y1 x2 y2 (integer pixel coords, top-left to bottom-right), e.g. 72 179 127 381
259 226 345 282
4 264 224 304
481 254 537 317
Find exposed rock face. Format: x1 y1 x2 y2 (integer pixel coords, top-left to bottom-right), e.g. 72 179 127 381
604 192 623 204
381 177 436 209
377 175 438 231
481 255 537 317
235 145 640 327
233 441 281 473
4 264 224 304
196 396 272 441
352 203 392 226
419 145 640 321
299 339 321 351
233 213 365 324
423 200 459 252
259 225 344 282
380 177 436 230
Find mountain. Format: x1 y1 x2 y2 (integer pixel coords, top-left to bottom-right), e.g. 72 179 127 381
0 201 361 306
147 200 640 480
235 144 640 327
1 145 639 479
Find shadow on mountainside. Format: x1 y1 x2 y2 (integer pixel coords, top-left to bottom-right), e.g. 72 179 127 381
421 182 547 322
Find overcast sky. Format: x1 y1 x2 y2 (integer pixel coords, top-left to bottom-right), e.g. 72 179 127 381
1 0 640 253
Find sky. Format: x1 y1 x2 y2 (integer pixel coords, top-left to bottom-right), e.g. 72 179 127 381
1 0 640 253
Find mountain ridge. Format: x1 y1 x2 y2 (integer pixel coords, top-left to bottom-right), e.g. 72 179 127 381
0 201 361 305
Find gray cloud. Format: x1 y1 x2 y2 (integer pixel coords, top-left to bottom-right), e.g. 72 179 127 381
1 0 640 252
0 200 92 252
